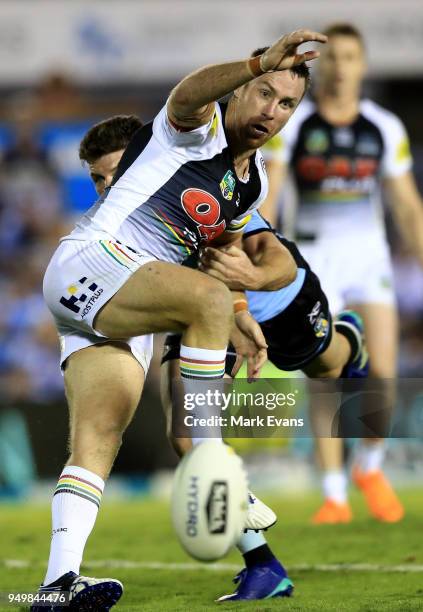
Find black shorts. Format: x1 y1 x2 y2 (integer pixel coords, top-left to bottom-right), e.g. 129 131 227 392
262 266 332 371
161 232 332 373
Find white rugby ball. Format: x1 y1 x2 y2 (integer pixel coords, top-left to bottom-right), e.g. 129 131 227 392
171 441 248 561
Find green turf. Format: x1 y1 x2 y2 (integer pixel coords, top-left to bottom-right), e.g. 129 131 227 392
1 489 422 611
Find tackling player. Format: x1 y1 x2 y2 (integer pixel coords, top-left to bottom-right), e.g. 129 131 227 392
261 23 423 524
33 29 327 610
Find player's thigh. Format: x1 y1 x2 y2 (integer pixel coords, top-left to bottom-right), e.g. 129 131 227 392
94 260 232 338
347 302 398 377
65 341 145 441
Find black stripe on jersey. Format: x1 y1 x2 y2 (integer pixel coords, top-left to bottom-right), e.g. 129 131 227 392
111 121 154 186
242 228 271 238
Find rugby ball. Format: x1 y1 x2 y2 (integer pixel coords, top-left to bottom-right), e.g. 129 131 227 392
171 441 249 561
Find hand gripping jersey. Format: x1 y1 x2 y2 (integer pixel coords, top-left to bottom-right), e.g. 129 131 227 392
67 102 268 263
265 98 412 239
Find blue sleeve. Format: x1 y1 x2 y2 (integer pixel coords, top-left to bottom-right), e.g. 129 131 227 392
243 211 272 237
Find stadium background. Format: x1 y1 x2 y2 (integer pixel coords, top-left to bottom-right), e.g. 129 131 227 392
0 2 422 609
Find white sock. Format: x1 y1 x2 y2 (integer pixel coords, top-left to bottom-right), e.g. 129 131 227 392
356 441 385 473
322 470 347 504
44 465 104 585
180 344 226 444
236 530 267 554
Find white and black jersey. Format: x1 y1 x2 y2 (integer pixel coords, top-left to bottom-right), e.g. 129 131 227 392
264 98 413 239
67 102 268 263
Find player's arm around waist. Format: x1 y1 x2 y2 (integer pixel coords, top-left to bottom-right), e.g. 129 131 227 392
243 230 297 290
199 231 297 291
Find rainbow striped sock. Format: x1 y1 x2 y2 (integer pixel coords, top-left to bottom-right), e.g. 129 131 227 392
44 466 104 585
54 471 103 508
180 345 226 380
179 345 226 442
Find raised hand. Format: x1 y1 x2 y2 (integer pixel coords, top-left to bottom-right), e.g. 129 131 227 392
260 29 327 72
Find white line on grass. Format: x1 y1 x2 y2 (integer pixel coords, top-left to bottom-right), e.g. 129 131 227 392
3 560 423 573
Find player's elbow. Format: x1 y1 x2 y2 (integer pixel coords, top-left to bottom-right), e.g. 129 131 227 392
169 86 189 112
264 249 297 291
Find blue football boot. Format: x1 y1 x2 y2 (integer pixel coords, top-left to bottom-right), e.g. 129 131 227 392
335 310 369 378
217 559 294 601
30 571 123 611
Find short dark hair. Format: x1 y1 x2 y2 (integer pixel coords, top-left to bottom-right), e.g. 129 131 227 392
79 115 143 164
250 47 311 93
322 23 365 50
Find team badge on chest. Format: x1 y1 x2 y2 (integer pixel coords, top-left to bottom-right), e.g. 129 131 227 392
305 129 329 154
220 170 236 200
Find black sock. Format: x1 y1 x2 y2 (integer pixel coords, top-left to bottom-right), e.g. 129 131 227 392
335 321 360 366
243 544 276 569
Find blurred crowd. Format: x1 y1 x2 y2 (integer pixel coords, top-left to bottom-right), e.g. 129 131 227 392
0 73 147 404
0 72 422 409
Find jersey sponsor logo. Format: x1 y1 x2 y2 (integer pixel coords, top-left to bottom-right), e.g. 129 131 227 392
314 313 329 338
307 301 321 325
59 277 103 318
181 188 226 242
333 127 354 148
305 129 330 154
297 155 379 182
307 301 328 338
356 133 380 156
219 170 236 201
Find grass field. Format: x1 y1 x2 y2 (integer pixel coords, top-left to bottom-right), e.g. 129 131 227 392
1 489 422 611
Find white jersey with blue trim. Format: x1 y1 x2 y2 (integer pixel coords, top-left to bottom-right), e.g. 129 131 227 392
66 102 268 264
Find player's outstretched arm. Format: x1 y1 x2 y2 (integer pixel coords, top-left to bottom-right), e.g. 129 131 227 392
168 29 327 128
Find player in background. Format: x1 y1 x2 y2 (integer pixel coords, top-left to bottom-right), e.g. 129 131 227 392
260 23 423 524
80 114 369 601
33 29 327 610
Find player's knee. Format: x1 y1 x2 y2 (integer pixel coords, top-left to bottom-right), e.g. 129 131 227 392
192 277 232 322
69 402 134 450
